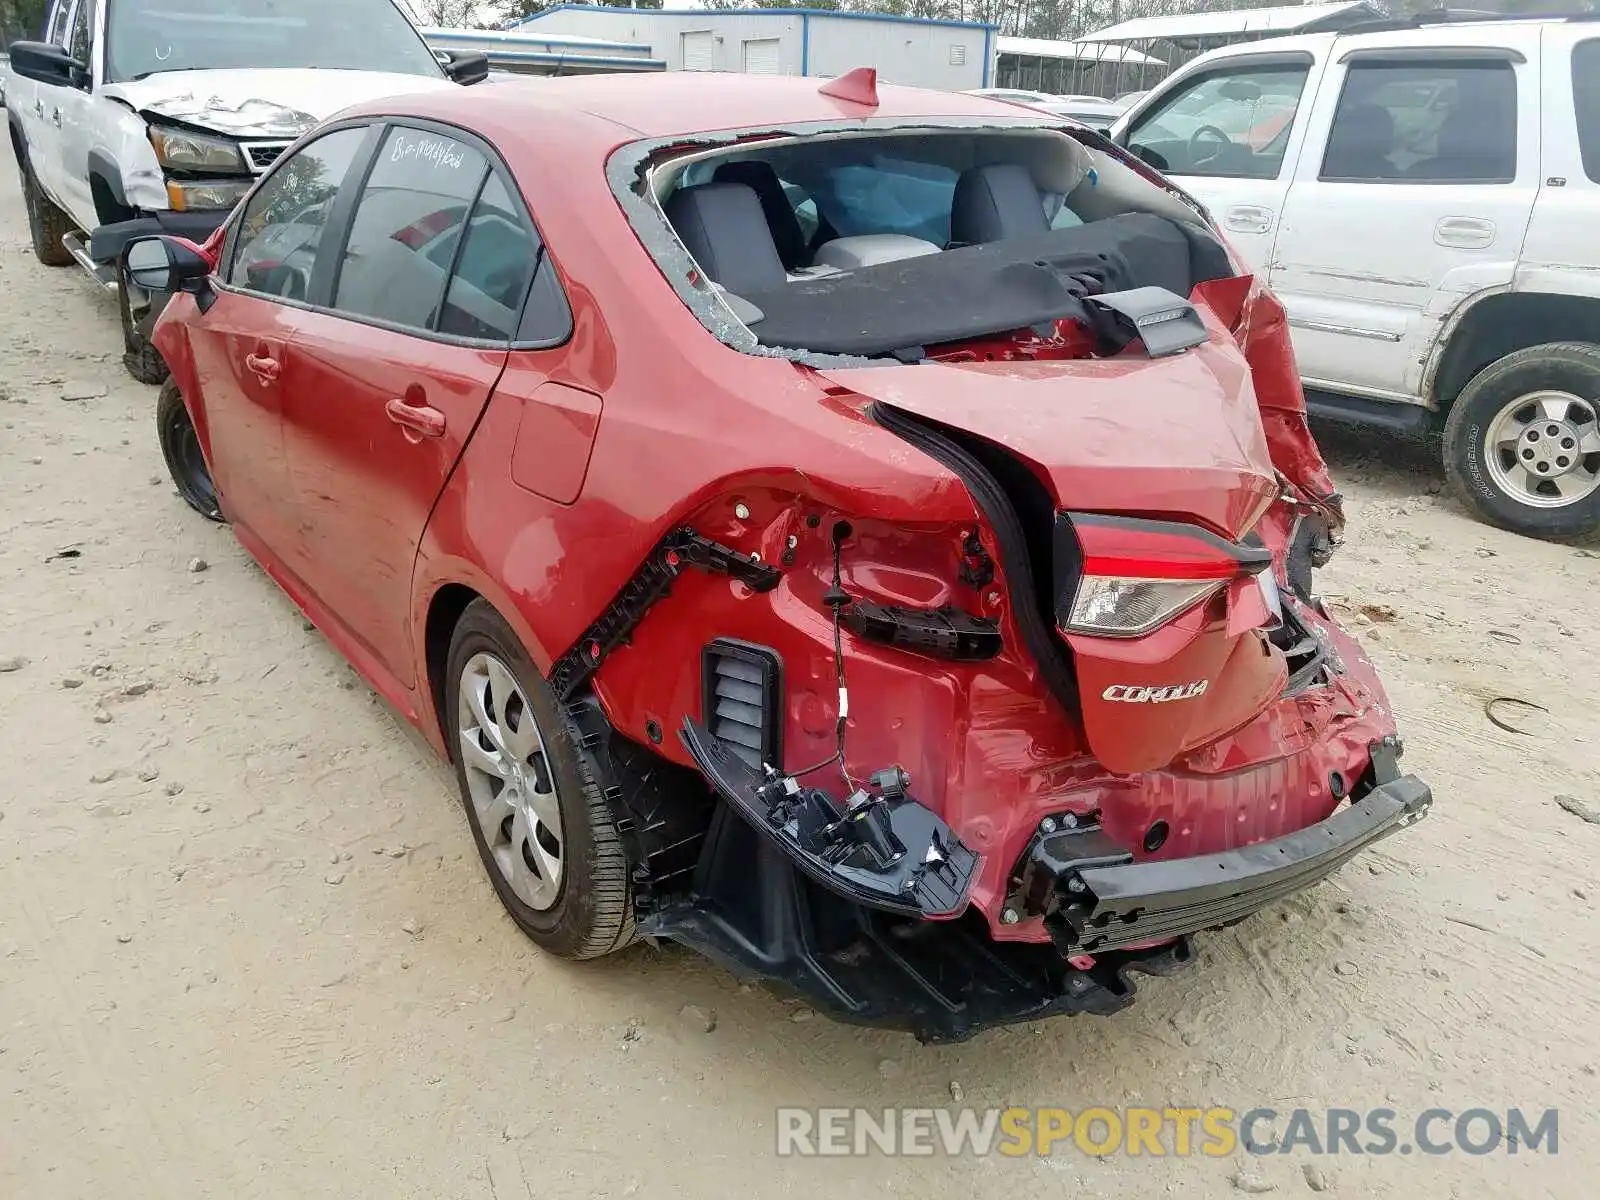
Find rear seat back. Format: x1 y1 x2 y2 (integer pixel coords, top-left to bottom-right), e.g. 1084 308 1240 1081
665 182 789 296
949 164 1050 245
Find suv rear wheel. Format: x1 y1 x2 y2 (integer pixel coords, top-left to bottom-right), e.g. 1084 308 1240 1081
1444 342 1600 539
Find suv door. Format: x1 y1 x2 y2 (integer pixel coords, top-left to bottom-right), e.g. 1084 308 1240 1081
280 123 546 688
1118 50 1322 270
1521 27 1600 290
18 0 74 203
1268 41 1540 400
54 0 97 229
199 124 374 553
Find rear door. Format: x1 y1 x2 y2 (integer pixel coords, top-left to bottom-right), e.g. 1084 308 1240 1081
196 124 374 553
280 122 534 687
1118 49 1323 271
1268 36 1541 400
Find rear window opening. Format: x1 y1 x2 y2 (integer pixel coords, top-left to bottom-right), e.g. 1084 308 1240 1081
617 125 1235 364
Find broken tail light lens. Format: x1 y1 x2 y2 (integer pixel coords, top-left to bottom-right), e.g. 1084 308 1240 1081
1060 513 1273 639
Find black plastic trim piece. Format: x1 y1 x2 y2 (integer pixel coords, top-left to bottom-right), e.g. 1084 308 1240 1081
870 402 1081 716
1037 769 1431 953
1305 389 1437 432
840 600 1001 662
1338 45 1527 64
547 526 780 701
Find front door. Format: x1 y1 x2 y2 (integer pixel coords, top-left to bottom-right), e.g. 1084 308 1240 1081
1268 42 1541 399
197 124 372 551
53 0 98 229
1119 51 1323 273
279 126 540 686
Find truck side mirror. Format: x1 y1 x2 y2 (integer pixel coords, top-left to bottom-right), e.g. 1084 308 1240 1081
8 40 88 90
441 49 490 87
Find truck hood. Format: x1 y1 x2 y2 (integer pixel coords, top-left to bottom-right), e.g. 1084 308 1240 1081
101 69 453 139
820 338 1279 538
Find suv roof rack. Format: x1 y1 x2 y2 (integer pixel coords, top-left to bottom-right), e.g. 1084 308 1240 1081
1339 6 1600 35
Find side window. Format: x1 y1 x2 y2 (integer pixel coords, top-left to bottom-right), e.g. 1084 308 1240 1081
438 173 543 342
228 127 367 301
45 0 71 44
1321 60 1517 184
68 0 92 63
331 126 488 333
1125 64 1310 179
1575 41 1600 184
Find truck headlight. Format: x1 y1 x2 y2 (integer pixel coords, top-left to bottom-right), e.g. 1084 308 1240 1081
149 126 250 174
166 180 254 212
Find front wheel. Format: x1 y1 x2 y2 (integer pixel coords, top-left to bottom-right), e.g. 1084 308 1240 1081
21 160 74 268
445 600 636 959
157 380 223 522
1444 342 1600 539
120 274 171 385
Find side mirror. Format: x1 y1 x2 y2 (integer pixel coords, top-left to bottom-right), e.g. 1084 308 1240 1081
125 236 217 314
8 40 88 89
441 49 490 87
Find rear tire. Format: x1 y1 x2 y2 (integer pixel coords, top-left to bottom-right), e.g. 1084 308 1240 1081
1443 342 1600 539
445 600 636 960
21 160 75 268
157 380 224 522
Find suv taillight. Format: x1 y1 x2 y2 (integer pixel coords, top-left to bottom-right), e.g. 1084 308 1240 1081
1059 513 1273 639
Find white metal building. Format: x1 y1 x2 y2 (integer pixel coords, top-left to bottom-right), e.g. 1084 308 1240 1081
515 5 996 90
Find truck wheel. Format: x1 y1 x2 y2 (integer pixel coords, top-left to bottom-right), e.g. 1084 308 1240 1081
21 162 75 268
1444 342 1600 539
120 276 171 385
445 600 636 960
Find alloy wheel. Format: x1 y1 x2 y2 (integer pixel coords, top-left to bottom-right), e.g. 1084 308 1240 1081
457 652 566 911
1483 390 1600 509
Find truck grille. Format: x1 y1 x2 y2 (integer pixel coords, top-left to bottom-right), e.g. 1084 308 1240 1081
241 142 292 174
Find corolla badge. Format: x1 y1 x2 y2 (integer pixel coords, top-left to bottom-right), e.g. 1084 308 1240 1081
1102 681 1209 703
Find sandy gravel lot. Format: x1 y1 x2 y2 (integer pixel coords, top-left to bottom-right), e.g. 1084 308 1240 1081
1 135 1597 1200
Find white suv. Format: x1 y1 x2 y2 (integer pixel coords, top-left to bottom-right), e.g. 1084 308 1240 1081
1110 13 1600 539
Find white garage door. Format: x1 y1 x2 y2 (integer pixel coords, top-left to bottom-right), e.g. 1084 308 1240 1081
681 30 714 72
742 38 781 75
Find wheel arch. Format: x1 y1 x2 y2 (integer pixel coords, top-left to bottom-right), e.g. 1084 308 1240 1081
1428 290 1600 412
414 569 561 763
87 150 137 225
7 115 27 167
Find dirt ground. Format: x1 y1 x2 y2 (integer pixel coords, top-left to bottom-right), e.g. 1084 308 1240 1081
1 136 1597 1200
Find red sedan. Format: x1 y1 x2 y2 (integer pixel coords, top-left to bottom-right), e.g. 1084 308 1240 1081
129 69 1430 1041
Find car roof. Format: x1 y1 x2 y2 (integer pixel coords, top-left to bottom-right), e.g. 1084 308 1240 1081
341 71 1042 143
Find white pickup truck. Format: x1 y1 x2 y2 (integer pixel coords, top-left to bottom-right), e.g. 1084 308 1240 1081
1110 11 1600 539
4 0 486 384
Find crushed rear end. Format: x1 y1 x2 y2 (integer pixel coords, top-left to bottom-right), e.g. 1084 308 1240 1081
572 103 1431 1041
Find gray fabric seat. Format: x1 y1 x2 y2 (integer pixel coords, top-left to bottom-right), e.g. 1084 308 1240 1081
949 164 1050 244
664 182 788 296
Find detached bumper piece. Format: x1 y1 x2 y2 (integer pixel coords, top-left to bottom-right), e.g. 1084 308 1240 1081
1016 744 1432 954
645 740 1197 1042
680 718 977 917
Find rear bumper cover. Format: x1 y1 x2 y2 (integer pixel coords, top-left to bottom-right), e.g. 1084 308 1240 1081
645 728 1429 1042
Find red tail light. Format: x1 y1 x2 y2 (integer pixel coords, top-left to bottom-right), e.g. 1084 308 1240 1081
1060 514 1273 639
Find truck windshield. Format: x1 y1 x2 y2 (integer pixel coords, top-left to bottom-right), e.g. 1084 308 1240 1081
105 0 445 83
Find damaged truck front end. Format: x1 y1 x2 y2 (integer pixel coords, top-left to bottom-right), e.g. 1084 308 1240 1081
518 112 1433 1042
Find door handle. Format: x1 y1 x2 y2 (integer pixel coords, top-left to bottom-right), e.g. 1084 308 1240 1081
385 397 446 441
1434 216 1495 250
1224 204 1275 235
244 353 281 383
33 99 43 117
50 108 62 127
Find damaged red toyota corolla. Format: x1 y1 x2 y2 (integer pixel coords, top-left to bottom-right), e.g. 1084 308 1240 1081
131 69 1431 1042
